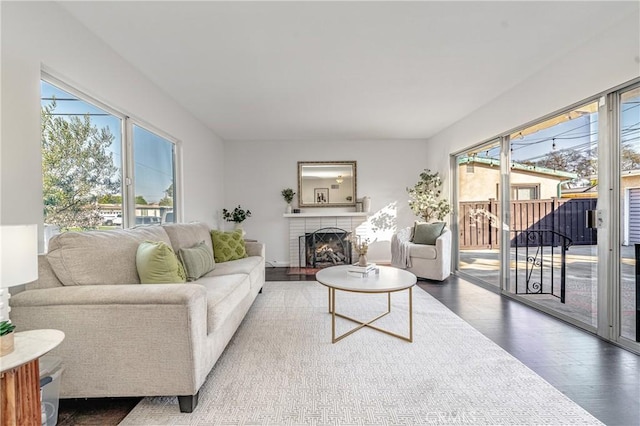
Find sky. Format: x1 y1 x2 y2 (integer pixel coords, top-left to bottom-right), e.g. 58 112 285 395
41 80 174 204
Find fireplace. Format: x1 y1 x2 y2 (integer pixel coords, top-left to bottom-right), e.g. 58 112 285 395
302 227 352 268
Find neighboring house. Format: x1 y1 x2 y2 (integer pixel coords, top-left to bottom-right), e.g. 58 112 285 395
98 203 173 225
457 157 577 202
621 171 640 245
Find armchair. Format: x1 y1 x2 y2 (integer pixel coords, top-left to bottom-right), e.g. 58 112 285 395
391 226 451 281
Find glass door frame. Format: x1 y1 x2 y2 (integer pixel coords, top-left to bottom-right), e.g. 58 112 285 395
450 138 505 292
610 83 640 353
449 87 640 353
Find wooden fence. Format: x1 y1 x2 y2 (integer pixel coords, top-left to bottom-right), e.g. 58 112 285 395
459 198 597 249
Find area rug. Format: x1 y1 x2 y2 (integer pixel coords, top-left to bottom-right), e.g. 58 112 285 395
120 281 602 425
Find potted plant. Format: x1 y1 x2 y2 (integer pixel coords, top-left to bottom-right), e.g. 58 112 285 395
0 320 16 356
222 205 252 235
407 169 452 222
281 188 295 213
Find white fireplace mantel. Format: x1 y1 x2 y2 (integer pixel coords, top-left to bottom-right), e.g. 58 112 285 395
283 212 370 218
285 212 370 267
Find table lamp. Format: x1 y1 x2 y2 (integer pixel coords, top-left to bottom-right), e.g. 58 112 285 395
0 225 38 355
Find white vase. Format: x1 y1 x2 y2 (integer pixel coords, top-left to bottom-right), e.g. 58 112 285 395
234 222 246 237
358 253 368 266
285 203 292 214
362 196 371 213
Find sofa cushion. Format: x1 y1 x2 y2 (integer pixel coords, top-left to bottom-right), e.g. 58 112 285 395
162 222 213 253
197 274 251 333
204 256 262 278
409 243 438 260
178 241 215 281
136 241 187 284
413 222 446 245
47 226 172 286
211 230 247 262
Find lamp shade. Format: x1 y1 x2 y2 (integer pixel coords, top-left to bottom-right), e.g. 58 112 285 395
1 225 38 288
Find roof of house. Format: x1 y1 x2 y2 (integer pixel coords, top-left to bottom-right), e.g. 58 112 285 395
458 157 578 180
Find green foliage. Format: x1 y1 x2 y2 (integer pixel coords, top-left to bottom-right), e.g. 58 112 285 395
98 194 122 204
158 197 173 206
135 195 148 205
222 205 252 223
0 320 16 336
158 183 174 206
42 101 120 230
281 188 295 204
407 169 452 222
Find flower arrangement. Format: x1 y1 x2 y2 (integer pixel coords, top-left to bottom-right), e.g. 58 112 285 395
281 188 295 204
222 205 252 223
349 235 369 256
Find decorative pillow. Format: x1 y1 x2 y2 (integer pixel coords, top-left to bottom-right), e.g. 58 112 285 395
136 241 186 284
178 241 215 281
410 221 426 241
47 226 172 286
210 229 247 263
412 222 446 245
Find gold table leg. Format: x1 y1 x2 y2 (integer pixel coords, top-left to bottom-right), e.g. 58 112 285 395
328 286 413 343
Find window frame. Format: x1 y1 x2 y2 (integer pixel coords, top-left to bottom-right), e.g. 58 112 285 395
41 71 182 230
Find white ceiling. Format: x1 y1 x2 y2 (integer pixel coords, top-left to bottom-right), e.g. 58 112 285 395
60 1 638 141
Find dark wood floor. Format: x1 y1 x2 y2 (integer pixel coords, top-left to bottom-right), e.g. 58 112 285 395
57 267 639 425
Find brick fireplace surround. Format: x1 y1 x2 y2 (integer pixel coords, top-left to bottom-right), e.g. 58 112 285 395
284 212 369 268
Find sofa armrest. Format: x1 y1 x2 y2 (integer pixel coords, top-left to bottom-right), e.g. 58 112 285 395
10 284 209 398
10 283 206 307
435 228 452 256
245 241 265 258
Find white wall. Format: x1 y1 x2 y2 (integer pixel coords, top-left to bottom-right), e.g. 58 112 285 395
224 140 430 264
0 2 225 249
424 13 640 184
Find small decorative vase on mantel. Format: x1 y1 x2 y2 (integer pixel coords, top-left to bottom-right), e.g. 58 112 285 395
234 222 246 238
281 188 295 215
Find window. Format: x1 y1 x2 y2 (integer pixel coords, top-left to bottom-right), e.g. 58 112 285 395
41 76 178 232
511 184 539 200
132 124 176 224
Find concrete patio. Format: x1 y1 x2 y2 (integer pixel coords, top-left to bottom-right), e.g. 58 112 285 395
459 245 637 340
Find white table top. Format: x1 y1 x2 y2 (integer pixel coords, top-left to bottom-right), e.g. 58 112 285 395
316 265 417 293
0 329 65 372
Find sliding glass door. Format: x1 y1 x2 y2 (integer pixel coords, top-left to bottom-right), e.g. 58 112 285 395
452 80 640 352
455 139 502 288
506 101 600 329
619 85 640 348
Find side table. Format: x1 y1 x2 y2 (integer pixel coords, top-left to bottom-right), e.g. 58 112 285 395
0 329 65 426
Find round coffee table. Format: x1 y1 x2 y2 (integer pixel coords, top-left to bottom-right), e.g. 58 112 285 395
315 265 417 343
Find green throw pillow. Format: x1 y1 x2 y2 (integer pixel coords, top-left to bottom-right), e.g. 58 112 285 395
412 222 446 245
178 241 215 281
211 229 247 263
136 240 186 284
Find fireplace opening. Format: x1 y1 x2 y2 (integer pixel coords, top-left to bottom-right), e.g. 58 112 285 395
302 227 352 268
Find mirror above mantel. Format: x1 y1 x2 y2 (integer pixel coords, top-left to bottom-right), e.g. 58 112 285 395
298 161 357 208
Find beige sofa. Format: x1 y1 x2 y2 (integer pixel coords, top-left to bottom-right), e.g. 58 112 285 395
391 226 451 281
10 222 265 412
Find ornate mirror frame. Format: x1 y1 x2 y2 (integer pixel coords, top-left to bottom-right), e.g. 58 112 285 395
297 161 357 208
